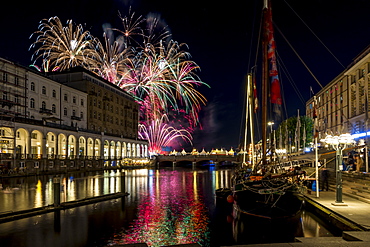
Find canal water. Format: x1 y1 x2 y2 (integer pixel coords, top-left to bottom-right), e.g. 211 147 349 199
0 167 338 247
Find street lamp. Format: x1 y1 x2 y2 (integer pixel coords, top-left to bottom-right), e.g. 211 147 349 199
321 133 355 206
267 121 274 133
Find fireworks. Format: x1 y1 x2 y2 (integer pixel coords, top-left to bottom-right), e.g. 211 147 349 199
119 40 209 126
138 114 192 155
87 25 132 83
29 16 96 71
115 8 145 47
29 10 209 154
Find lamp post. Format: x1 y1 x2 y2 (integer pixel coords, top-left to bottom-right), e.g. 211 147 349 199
267 121 274 133
321 133 355 206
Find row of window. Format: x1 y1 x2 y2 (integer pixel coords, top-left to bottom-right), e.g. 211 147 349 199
2 92 21 103
90 85 132 104
1 72 22 86
30 82 85 106
89 124 134 137
29 99 84 118
90 111 130 125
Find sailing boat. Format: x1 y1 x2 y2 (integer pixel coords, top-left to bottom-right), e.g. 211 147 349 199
229 0 304 220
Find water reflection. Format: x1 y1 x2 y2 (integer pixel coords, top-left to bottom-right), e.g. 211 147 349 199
0 168 337 247
300 210 336 237
111 169 210 246
0 171 126 212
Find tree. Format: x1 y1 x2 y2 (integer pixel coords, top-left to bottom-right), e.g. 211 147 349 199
276 115 313 151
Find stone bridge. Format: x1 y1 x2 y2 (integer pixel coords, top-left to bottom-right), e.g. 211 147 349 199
154 154 240 167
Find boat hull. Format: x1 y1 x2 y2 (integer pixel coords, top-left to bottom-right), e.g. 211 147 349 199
232 181 303 220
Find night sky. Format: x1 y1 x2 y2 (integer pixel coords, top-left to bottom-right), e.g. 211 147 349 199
2 0 370 151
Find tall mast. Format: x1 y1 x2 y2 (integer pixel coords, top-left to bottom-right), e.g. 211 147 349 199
242 74 251 167
261 0 269 165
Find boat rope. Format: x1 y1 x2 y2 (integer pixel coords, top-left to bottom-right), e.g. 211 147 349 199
274 24 323 89
283 0 345 69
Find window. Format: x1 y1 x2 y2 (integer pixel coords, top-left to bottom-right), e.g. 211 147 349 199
72 109 76 116
30 98 35 108
81 99 84 106
73 96 76 104
42 86 46 95
80 112 83 119
14 95 19 104
3 73 8 82
64 107 67 116
52 104 56 113
31 82 35 91
15 77 19 85
2 92 7 100
64 94 68 101
41 101 46 109
52 90 56 97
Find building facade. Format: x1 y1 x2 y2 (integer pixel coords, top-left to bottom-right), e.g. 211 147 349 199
306 46 370 142
0 58 148 173
49 68 139 139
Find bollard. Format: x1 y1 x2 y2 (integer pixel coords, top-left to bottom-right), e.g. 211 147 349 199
121 172 126 193
121 172 126 210
54 210 61 232
53 176 61 207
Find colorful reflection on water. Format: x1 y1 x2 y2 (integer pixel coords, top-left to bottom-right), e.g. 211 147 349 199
111 170 213 246
0 167 338 247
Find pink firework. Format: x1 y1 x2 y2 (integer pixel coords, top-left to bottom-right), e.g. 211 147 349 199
138 114 192 154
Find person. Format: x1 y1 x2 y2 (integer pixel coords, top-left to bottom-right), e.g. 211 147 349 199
346 154 355 171
320 167 330 191
355 155 363 172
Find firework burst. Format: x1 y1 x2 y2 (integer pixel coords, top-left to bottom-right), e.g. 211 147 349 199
29 10 209 154
115 8 145 47
86 24 133 83
119 40 209 125
138 114 193 155
29 16 95 71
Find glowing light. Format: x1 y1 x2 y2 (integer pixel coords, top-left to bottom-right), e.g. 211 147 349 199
138 114 192 155
30 16 95 71
29 11 209 151
110 170 210 246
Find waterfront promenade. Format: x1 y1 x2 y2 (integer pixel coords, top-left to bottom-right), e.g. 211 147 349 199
225 190 370 247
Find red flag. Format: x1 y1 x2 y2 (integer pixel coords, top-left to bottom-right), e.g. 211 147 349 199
270 78 281 104
312 99 317 119
265 3 282 116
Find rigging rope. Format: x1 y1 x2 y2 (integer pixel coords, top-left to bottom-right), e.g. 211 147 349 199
274 24 324 89
283 0 346 69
